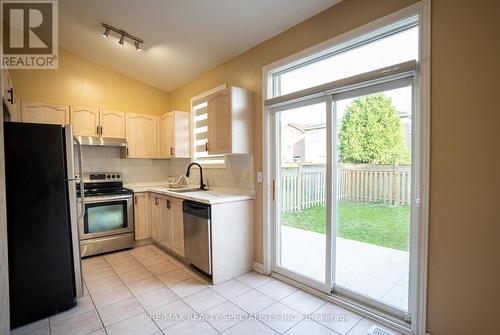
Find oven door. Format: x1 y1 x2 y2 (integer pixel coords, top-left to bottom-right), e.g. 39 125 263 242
79 194 133 240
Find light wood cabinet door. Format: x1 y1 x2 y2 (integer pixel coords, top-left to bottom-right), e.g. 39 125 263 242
207 89 232 154
150 194 161 242
21 101 69 125
1 69 15 116
71 106 99 136
100 110 126 138
158 113 174 159
126 113 158 158
158 196 173 249
172 112 191 158
170 197 185 257
158 111 191 159
134 193 150 240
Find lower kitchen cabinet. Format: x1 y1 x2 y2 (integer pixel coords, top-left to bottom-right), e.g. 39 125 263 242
158 197 172 249
170 197 185 257
134 193 150 240
150 194 160 242
147 193 184 257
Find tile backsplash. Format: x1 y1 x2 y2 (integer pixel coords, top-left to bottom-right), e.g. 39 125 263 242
81 147 171 183
80 146 254 190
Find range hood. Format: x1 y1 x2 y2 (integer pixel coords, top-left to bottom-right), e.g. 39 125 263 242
76 135 127 147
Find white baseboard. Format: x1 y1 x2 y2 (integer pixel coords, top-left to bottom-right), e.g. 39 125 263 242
252 262 265 274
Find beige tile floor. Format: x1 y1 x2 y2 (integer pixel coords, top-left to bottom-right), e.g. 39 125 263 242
11 244 403 335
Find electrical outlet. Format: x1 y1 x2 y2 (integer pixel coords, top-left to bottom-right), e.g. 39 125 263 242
257 172 263 183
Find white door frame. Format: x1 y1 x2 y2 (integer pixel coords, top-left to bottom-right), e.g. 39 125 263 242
261 1 430 334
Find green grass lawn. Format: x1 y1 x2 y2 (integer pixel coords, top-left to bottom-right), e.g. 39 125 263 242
281 202 410 251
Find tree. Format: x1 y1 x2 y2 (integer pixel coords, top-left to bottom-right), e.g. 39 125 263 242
339 94 410 164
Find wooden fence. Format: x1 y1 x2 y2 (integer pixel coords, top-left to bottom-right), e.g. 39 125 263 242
280 163 411 212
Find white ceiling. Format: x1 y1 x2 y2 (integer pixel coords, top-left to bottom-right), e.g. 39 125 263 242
59 0 340 92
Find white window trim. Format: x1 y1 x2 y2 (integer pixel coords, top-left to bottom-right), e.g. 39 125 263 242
260 1 431 335
190 83 228 168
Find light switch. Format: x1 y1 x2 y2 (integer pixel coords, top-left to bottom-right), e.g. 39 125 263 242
257 172 263 183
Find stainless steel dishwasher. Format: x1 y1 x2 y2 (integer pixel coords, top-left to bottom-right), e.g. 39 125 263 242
183 200 212 276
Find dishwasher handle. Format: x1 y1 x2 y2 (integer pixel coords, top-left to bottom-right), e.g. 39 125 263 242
183 200 210 219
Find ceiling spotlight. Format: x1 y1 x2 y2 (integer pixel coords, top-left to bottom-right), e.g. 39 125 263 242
135 41 142 52
118 33 125 45
102 27 110 38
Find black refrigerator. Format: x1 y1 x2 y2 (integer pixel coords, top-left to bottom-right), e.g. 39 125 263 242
4 122 83 329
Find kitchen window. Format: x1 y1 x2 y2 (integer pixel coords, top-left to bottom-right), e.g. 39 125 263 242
191 85 227 167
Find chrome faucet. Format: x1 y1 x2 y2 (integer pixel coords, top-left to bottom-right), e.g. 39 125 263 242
185 162 207 190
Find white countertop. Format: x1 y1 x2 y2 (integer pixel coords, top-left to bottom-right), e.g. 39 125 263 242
124 182 255 205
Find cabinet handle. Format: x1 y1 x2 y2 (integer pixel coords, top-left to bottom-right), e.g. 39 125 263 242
166 200 171 209
170 147 173 156
126 148 129 156
155 197 159 205
100 125 103 135
7 88 13 104
134 196 137 204
96 125 100 135
205 141 209 151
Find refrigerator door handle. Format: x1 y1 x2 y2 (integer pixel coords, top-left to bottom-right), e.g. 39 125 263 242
73 136 85 221
64 125 83 298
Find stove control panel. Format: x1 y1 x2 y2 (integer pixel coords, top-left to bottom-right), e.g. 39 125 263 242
82 172 122 183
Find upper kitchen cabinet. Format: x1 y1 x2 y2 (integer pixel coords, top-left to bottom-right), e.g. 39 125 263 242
1 69 16 117
100 110 126 139
126 113 158 158
21 101 69 125
158 111 190 159
71 107 126 139
206 87 253 155
70 106 99 136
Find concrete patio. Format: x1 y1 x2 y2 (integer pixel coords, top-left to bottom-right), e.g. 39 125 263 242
280 225 409 311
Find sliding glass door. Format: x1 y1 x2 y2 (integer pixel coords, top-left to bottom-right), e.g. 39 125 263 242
272 76 415 317
273 98 332 291
333 80 414 314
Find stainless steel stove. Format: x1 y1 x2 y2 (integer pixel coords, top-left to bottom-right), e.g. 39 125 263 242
77 172 134 257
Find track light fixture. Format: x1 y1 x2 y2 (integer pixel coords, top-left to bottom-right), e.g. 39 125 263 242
118 33 125 45
101 23 144 51
102 27 110 38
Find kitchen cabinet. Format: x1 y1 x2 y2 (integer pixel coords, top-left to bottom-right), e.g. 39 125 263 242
159 197 173 249
148 193 184 257
134 193 150 240
206 87 253 154
158 111 190 159
150 194 172 249
71 107 126 139
100 110 126 138
21 101 69 125
170 197 185 257
71 106 99 136
126 113 158 158
1 69 15 116
150 194 160 242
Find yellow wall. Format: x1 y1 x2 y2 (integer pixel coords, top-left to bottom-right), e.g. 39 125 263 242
167 0 500 334
10 48 169 115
